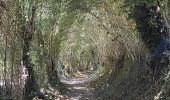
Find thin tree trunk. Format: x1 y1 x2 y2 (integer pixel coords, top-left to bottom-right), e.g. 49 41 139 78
10 34 15 99
3 24 7 99
21 6 40 100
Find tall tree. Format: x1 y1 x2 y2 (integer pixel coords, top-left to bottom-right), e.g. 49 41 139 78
15 1 41 99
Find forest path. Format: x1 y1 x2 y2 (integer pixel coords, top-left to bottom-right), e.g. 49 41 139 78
64 83 96 100
58 72 99 100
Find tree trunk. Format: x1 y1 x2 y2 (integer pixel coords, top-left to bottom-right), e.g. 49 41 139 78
21 6 40 100
47 57 60 86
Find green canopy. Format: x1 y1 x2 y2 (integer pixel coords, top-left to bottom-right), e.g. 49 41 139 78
163 0 170 28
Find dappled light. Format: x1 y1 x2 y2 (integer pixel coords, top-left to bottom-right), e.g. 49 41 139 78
0 0 169 100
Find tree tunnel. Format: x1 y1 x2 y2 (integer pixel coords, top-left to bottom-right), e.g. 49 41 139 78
0 0 169 100
54 2 170 100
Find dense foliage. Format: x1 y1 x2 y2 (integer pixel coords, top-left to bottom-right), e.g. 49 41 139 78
0 0 169 100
